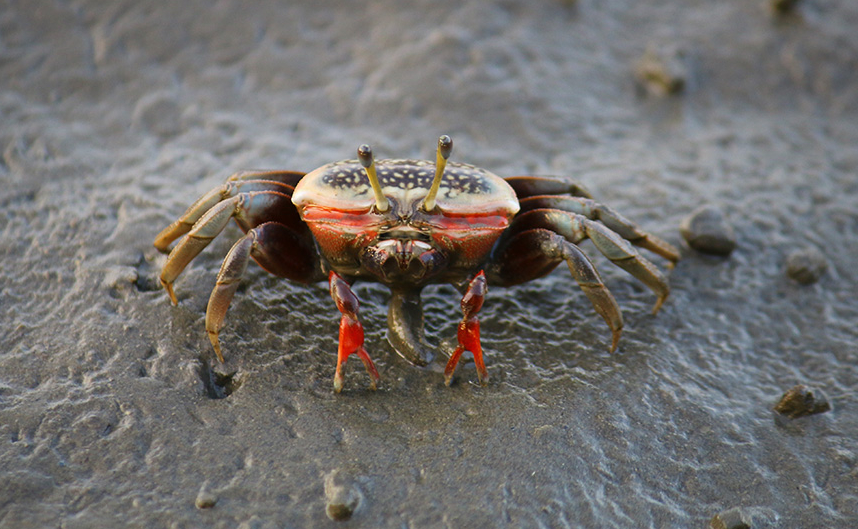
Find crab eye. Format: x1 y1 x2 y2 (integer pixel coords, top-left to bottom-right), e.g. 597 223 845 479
438 135 453 158
357 144 390 213
422 135 453 212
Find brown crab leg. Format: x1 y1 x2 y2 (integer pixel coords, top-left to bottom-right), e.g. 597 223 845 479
206 221 322 362
159 190 295 304
329 272 380 393
486 228 624 352
504 176 592 200
518 196 680 265
206 231 252 363
226 169 306 187
506 209 671 314
154 170 304 252
444 271 489 386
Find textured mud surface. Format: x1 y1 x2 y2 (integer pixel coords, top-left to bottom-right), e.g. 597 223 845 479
2 1 857 527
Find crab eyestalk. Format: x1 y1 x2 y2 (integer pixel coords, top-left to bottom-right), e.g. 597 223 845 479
357 144 390 213
421 135 453 212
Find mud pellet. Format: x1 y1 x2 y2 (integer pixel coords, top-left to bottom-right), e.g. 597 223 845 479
680 205 736 256
785 247 827 284
324 469 363 521
710 507 752 529
195 491 218 509
774 384 831 419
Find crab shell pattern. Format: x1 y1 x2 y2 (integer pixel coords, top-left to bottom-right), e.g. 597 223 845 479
154 136 679 392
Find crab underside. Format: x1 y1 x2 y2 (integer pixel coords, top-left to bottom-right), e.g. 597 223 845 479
153 136 679 391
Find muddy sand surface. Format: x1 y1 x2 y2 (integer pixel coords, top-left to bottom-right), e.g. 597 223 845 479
2 1 857 527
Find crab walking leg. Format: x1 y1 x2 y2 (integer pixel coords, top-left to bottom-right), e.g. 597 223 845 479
205 234 252 363
159 191 293 304
329 272 380 393
206 222 322 362
504 176 592 200
506 209 671 314
487 228 624 352
226 169 306 187
518 196 680 265
154 170 304 252
444 271 489 386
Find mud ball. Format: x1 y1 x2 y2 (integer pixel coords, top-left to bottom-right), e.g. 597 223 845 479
324 470 363 521
785 247 827 284
195 491 218 509
679 205 737 256
710 507 752 529
774 384 831 419
635 42 688 95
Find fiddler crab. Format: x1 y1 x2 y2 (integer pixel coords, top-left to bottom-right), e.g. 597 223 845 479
154 136 679 392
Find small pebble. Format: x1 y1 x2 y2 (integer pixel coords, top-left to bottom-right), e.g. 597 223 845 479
324 469 363 521
680 205 736 256
774 384 831 419
785 247 827 284
635 43 688 95
195 490 218 509
710 507 752 529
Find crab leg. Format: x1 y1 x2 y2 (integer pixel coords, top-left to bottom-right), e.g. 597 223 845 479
505 209 671 314
504 176 592 200
444 271 489 386
154 170 304 252
206 222 322 362
487 228 624 352
518 196 679 265
329 272 380 393
159 190 297 304
226 169 305 187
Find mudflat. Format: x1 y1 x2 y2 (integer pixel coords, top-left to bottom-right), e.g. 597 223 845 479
2 1 856 527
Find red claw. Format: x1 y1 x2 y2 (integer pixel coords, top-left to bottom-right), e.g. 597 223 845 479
330 271 380 392
444 271 488 386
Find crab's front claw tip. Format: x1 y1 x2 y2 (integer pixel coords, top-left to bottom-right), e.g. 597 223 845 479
358 350 380 391
444 367 489 387
333 371 345 394
443 348 463 387
476 368 489 387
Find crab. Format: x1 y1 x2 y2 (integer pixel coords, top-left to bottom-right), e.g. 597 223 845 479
154 135 679 392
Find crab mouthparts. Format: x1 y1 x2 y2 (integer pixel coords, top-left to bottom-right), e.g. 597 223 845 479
394 239 413 270
377 238 433 270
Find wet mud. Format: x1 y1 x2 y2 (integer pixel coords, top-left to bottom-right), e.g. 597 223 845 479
2 1 857 527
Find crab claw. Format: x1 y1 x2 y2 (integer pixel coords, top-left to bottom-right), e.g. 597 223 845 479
386 288 436 366
444 271 488 386
329 271 380 392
